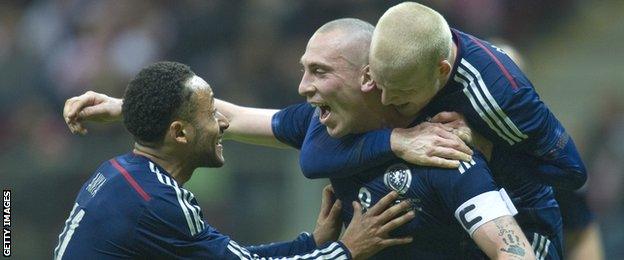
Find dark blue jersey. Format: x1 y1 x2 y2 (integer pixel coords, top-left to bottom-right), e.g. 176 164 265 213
299 28 586 191
272 103 518 259
54 153 351 260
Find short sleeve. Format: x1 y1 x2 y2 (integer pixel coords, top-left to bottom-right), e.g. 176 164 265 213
271 103 316 149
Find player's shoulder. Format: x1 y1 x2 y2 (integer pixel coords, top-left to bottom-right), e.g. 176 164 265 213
423 151 493 189
98 153 183 203
453 29 530 93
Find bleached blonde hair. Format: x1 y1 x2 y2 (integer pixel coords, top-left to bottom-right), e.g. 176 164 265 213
370 2 452 88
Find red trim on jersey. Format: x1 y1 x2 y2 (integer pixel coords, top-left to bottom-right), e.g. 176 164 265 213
468 36 519 90
111 159 151 201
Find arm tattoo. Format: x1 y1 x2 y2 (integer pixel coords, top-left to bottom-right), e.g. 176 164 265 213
494 217 526 259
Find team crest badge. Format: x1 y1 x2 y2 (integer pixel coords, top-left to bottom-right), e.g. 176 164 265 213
383 163 412 195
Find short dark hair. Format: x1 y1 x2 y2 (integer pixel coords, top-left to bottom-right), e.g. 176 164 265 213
122 61 195 145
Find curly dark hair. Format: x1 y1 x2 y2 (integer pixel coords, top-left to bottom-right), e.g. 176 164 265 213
122 61 195 145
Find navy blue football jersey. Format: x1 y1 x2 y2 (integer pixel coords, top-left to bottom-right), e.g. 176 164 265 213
299 28 586 191
54 153 351 259
272 103 520 259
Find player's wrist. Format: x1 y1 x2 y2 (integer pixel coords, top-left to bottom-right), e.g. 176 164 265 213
337 240 358 260
112 98 124 120
390 128 407 157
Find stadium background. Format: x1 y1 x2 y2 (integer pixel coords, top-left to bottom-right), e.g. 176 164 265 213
0 0 622 258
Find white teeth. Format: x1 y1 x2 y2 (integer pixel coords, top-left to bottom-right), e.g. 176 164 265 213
310 102 327 108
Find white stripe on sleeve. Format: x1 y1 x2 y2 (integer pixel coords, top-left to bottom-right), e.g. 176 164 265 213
55 209 85 260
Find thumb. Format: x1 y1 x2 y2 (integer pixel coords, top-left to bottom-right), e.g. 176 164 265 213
430 111 457 123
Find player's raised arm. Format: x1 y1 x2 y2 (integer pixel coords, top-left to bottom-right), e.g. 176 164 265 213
63 91 290 148
215 99 287 148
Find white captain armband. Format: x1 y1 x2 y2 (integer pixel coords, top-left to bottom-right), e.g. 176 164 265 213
454 188 517 236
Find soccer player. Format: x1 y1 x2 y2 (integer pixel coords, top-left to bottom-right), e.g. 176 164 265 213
361 2 587 191
63 21 537 259
55 62 416 259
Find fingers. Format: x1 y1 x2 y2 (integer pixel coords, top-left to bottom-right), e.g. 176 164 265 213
319 185 335 217
434 129 473 156
64 92 99 134
379 236 414 247
66 92 97 120
352 201 363 219
419 157 460 168
378 209 415 235
430 146 472 163
327 200 342 220
430 111 462 124
366 191 398 216
377 200 413 223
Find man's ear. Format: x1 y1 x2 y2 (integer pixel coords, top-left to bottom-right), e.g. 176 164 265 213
361 65 376 92
168 121 191 144
438 59 452 79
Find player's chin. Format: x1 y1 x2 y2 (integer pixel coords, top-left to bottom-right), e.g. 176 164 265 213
206 149 225 167
326 125 348 138
396 103 422 117
206 156 225 168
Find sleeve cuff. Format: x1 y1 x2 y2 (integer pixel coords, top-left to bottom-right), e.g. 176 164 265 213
369 128 394 159
336 241 353 260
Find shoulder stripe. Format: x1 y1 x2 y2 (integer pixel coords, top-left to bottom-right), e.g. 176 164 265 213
182 189 205 231
467 35 519 90
149 162 202 236
455 71 515 145
455 60 528 145
461 60 527 140
111 159 151 201
459 62 524 142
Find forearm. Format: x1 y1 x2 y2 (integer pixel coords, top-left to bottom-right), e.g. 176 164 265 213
535 137 587 190
300 129 394 179
245 233 351 259
473 216 535 260
215 99 288 148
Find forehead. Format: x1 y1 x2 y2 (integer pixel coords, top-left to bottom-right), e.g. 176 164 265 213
186 75 214 109
300 32 348 65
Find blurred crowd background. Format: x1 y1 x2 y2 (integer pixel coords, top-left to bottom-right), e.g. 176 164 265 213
0 0 622 258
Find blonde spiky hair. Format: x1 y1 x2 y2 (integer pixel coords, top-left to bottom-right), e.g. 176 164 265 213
370 2 452 88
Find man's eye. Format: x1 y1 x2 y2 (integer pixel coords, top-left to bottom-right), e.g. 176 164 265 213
313 68 325 74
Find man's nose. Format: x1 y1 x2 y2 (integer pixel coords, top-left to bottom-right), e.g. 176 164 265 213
217 112 229 130
298 75 315 97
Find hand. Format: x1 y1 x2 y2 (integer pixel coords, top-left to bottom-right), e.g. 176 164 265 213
430 111 472 144
63 91 123 135
340 191 415 260
431 112 493 160
390 121 473 168
312 185 343 246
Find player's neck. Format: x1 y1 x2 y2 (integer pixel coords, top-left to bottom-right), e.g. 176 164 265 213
132 144 195 185
379 106 413 128
359 91 413 130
